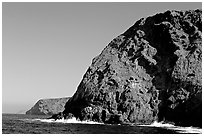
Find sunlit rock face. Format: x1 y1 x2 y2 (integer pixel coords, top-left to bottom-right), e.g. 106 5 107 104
63 9 202 127
26 97 70 115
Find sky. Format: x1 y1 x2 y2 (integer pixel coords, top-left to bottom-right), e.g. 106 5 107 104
2 2 201 113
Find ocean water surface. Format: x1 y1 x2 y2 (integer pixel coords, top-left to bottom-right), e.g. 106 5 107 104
2 114 202 134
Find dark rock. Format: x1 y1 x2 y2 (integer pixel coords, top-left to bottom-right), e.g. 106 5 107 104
64 113 75 119
48 112 64 120
106 114 123 124
63 9 202 127
26 97 70 115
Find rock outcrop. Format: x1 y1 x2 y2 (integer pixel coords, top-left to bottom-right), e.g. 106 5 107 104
61 9 201 127
26 97 70 115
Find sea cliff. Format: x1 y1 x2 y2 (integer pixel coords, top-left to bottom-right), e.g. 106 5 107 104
55 9 201 127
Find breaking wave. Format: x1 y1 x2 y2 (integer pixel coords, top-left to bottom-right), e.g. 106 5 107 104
139 121 202 134
23 117 104 125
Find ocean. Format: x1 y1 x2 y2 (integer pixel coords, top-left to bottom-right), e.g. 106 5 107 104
2 114 202 134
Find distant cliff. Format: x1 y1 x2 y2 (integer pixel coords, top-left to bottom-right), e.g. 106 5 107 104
26 97 70 115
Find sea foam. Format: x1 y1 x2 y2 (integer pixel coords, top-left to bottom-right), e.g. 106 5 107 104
31 117 104 125
139 121 202 134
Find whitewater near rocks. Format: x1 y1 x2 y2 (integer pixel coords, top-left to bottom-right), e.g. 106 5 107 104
22 117 202 134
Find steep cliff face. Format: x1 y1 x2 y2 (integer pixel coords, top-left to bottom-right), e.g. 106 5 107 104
62 9 201 127
26 97 70 115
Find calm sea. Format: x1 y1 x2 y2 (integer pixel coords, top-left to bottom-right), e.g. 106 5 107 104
2 114 202 134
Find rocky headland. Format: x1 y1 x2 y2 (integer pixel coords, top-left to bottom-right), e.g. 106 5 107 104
53 9 202 127
26 97 70 115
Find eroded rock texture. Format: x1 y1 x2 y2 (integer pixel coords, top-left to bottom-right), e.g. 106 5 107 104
26 97 70 115
63 9 202 127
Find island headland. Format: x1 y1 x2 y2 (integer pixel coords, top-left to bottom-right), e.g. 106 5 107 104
48 9 201 127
